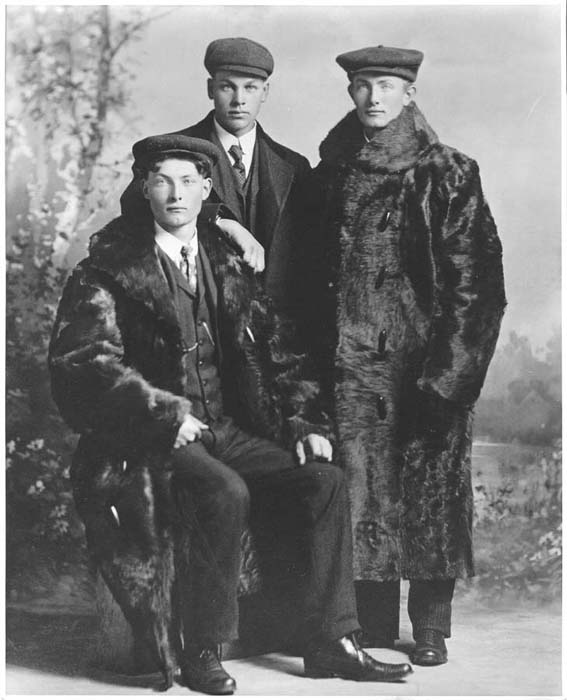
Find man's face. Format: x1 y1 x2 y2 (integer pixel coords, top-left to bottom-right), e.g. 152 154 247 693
207 70 269 137
142 158 212 233
348 73 415 132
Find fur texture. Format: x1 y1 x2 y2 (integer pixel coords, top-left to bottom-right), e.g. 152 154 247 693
305 103 506 581
49 217 325 686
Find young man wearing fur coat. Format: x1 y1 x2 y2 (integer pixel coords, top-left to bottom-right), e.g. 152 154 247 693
48 134 412 694
302 46 506 666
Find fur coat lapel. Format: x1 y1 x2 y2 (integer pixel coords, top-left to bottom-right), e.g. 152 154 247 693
319 102 439 172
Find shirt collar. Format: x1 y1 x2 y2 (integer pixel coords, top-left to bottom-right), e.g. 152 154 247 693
154 221 198 263
213 116 257 155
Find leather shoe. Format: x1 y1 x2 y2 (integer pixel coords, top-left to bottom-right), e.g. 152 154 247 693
411 629 448 666
180 646 236 695
304 632 412 682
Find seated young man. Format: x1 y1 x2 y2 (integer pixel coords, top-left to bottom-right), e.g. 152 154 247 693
48 134 412 695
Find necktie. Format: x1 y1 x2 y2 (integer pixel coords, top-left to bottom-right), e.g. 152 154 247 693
180 245 197 294
228 143 246 187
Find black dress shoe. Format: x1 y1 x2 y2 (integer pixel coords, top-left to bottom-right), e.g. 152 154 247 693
357 629 396 649
411 629 448 666
304 632 413 682
180 646 236 695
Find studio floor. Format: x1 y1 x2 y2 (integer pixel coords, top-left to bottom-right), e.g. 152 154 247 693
5 590 562 698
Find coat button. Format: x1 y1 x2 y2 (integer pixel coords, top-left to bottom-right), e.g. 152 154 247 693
377 394 387 420
378 210 391 232
375 266 387 290
328 281 334 288
378 330 387 357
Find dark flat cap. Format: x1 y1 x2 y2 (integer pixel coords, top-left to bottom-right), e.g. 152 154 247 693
133 133 220 167
204 37 274 79
337 45 424 82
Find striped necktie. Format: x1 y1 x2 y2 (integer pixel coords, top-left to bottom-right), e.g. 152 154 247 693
228 143 246 187
180 245 197 294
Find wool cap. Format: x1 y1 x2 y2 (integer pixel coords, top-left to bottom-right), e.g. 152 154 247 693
132 133 220 168
336 45 424 82
204 37 274 79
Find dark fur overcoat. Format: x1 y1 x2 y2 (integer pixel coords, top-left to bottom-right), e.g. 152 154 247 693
303 103 506 583
48 216 323 687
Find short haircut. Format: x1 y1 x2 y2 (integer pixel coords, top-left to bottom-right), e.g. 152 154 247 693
136 152 212 180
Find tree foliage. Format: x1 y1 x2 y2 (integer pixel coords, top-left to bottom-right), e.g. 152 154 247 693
5 5 169 601
475 328 561 444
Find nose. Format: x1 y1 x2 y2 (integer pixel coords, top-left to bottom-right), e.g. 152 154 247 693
231 87 245 105
168 182 183 201
368 84 382 105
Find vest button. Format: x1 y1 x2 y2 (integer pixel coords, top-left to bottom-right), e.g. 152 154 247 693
199 359 204 366
202 379 208 386
198 339 203 346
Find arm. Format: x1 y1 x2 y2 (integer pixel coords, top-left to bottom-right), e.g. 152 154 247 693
48 264 194 454
418 153 506 406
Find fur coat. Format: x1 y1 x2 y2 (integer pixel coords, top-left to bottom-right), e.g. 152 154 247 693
304 103 506 582
48 216 323 688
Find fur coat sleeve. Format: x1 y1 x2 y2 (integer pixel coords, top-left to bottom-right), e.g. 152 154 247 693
48 263 192 455
416 149 506 406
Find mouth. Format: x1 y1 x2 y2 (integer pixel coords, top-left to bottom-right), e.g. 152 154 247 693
366 110 386 116
167 207 187 212
228 111 248 117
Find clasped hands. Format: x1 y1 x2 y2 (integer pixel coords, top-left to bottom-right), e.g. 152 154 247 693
175 414 332 465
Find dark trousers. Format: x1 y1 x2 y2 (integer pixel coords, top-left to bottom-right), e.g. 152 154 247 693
170 417 359 649
356 579 456 640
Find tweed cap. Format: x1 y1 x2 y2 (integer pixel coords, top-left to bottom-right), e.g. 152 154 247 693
204 37 274 79
337 45 424 82
132 133 220 167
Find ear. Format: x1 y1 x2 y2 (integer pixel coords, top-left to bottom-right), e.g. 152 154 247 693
260 80 270 103
201 177 212 201
403 84 416 106
207 78 214 100
142 180 150 200
347 82 354 102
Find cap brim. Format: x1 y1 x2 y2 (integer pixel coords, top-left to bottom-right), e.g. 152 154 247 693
209 63 270 79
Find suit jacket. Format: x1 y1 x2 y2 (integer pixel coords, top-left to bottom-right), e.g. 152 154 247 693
121 111 312 310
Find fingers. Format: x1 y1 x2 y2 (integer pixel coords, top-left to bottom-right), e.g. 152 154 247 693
295 440 306 466
305 434 333 462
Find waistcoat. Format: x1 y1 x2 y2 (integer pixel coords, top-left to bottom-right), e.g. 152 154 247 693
158 246 224 421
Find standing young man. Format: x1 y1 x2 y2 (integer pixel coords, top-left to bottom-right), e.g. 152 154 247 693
121 37 311 313
49 134 412 695
304 45 506 666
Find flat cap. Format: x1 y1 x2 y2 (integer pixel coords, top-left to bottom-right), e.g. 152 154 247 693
132 133 220 167
336 45 424 82
204 37 274 79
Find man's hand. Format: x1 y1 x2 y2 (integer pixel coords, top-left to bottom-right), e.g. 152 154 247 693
295 434 333 466
217 218 265 273
174 414 209 448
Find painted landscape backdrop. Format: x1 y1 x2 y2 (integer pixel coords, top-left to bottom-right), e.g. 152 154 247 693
6 6 561 617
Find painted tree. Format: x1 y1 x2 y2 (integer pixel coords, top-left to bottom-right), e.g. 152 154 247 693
5 5 172 600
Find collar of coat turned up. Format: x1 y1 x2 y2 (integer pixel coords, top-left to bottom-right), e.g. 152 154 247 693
319 102 439 172
86 215 248 330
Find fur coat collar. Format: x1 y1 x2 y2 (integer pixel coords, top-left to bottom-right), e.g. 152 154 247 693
319 102 439 172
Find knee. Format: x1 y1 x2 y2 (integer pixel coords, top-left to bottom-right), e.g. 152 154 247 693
211 473 250 517
302 462 345 495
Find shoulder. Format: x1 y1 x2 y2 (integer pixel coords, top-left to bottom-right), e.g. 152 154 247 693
175 111 215 140
257 124 311 172
418 142 480 180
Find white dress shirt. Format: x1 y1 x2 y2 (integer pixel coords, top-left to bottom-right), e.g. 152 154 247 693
214 117 257 178
154 222 198 274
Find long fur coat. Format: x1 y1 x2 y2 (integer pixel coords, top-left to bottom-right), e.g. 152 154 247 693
304 103 506 583
48 217 323 688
